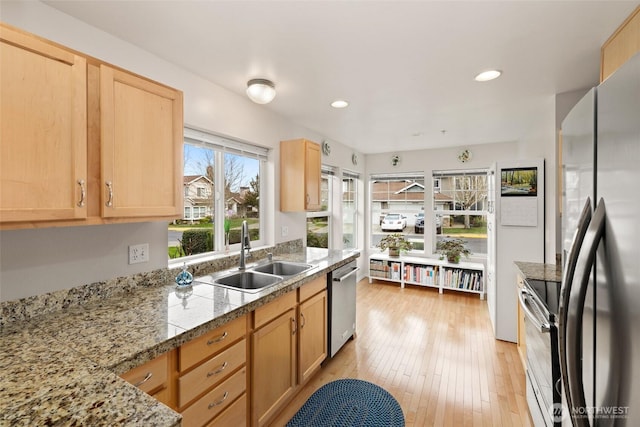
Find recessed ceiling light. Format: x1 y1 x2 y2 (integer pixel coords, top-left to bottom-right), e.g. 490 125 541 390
331 100 349 108
474 70 502 82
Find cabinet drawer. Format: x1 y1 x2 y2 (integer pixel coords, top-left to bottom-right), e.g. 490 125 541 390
180 315 246 372
120 353 167 394
181 367 246 427
254 291 296 329
179 339 246 408
205 393 247 427
298 276 326 302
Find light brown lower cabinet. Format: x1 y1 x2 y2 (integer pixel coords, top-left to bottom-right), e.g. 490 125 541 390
251 292 298 427
120 275 330 427
251 276 328 427
516 273 527 369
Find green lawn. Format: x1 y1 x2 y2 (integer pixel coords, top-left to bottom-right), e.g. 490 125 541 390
442 226 487 237
169 218 259 231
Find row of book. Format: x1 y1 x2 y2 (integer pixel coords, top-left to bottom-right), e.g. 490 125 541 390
442 268 483 291
369 260 402 280
403 264 438 286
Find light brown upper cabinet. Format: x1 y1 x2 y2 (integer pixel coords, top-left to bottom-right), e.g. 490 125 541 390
0 23 183 229
100 65 183 218
0 24 87 223
280 139 321 211
601 6 640 82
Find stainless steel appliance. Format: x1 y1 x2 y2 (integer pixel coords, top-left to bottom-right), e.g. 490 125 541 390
559 52 640 426
519 278 562 427
328 261 358 357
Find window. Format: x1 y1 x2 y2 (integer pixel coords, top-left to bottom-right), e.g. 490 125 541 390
307 166 333 248
342 171 359 249
433 169 488 255
370 173 424 251
169 127 267 259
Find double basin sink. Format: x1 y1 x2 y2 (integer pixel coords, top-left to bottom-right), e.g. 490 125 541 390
199 261 315 293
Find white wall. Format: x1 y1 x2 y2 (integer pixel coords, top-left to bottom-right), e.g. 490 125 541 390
0 1 365 302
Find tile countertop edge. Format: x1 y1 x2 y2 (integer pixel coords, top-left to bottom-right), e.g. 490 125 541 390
1 248 359 427
514 261 563 283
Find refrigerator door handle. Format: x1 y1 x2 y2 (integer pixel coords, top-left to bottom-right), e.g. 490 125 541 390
558 197 592 415
565 198 606 427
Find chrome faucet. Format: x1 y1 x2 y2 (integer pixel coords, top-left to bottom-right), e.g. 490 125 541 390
239 220 251 270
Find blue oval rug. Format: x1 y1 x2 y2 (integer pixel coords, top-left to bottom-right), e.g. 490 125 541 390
286 378 405 427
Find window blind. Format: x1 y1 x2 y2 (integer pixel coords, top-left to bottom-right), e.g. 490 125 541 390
184 126 268 160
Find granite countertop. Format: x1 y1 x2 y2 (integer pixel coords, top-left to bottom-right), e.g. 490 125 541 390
514 261 563 283
0 248 359 426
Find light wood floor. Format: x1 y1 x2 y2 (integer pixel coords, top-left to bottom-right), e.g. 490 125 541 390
270 278 533 427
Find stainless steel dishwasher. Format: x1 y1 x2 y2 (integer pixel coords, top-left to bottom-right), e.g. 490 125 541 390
328 261 359 357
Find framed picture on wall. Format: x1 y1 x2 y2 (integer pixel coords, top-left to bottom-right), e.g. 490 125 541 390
500 167 538 197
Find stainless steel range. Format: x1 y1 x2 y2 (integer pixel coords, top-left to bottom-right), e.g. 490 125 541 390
518 278 562 427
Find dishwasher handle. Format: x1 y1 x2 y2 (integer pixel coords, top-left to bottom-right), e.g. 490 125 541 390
333 267 360 282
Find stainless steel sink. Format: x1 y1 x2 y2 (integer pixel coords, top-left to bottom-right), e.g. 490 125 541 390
214 271 283 292
251 261 314 276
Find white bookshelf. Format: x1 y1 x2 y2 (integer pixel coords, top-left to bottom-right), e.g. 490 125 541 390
369 253 485 299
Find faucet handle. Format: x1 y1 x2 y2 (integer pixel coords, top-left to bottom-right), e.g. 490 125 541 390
267 252 273 261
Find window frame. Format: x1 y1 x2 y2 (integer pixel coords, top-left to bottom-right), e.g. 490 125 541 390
171 127 267 261
432 168 489 256
306 166 334 249
342 170 359 250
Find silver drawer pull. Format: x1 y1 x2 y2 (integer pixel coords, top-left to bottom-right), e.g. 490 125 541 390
207 331 228 345
133 372 153 387
207 361 228 377
208 391 229 409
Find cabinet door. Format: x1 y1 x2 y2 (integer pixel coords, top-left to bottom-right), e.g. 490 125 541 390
0 25 87 222
298 290 327 384
304 140 321 210
100 65 183 218
251 308 297 427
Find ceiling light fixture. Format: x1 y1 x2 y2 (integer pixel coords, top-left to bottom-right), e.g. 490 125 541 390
246 78 276 104
474 70 502 82
331 100 349 108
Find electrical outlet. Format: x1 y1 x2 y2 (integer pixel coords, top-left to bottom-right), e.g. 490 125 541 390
281 226 289 237
129 243 149 264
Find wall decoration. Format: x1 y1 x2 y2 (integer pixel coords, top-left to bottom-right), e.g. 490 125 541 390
457 149 472 163
500 167 538 196
391 154 400 166
352 153 358 165
322 140 331 155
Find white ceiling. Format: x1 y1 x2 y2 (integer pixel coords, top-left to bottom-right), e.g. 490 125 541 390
44 0 637 154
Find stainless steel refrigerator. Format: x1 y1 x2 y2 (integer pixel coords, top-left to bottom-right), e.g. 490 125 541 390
560 53 639 426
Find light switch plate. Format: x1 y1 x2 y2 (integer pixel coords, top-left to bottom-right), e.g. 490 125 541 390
281 226 289 237
129 243 149 264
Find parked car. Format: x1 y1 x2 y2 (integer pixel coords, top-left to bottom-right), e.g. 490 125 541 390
381 213 407 231
414 213 424 234
414 213 442 234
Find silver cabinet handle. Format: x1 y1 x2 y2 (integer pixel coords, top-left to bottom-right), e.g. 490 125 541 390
208 391 229 409
207 331 228 345
105 181 113 207
77 180 86 207
558 197 592 419
564 198 606 427
300 312 306 328
206 361 228 377
133 372 153 388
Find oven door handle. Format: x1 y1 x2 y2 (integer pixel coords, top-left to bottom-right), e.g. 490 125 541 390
518 288 550 333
